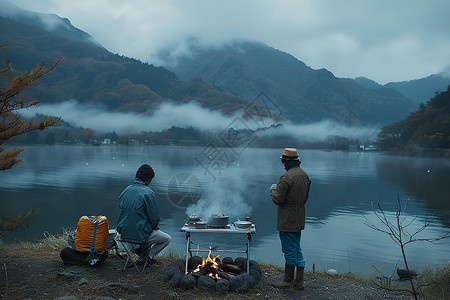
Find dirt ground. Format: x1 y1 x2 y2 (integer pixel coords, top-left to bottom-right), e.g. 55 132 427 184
0 246 417 300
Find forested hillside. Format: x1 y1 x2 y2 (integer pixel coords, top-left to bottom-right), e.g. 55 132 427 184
0 16 249 115
377 85 450 156
165 41 415 125
355 74 450 105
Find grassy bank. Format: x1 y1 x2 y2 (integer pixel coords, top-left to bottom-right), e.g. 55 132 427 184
0 235 448 300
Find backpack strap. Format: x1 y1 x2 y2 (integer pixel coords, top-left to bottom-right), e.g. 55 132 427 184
86 217 100 265
90 217 99 253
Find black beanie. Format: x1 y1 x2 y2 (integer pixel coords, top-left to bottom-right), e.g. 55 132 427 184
135 164 155 182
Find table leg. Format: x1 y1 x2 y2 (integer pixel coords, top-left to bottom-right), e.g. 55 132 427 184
247 233 252 274
185 232 190 274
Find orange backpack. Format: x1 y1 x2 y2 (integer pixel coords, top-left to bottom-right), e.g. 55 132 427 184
74 215 109 254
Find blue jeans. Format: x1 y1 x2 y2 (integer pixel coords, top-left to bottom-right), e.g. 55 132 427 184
279 231 305 267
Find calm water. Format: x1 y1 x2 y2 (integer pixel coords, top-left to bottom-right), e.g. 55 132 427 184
1 145 449 276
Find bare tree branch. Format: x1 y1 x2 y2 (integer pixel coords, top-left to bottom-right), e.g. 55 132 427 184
365 196 450 300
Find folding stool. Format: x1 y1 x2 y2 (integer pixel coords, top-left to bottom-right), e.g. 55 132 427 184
114 234 151 273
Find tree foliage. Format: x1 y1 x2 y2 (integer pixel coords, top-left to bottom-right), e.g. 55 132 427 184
0 16 249 116
0 45 61 170
377 85 450 154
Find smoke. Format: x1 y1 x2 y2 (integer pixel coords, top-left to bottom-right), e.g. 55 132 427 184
185 172 253 222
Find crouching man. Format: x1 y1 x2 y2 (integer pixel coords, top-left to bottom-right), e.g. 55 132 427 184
117 164 171 263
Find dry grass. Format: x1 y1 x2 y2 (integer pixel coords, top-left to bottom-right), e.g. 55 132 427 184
417 263 450 300
2 236 445 299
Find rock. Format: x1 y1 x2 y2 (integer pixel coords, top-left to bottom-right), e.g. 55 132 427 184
168 259 186 272
163 266 177 281
327 269 338 275
170 270 184 287
57 269 81 279
222 257 234 264
53 297 79 300
249 260 262 274
397 268 417 279
180 273 196 290
93 297 116 300
197 275 216 289
244 273 257 288
234 257 247 264
249 268 262 283
78 278 88 286
188 256 202 270
164 259 187 281
216 278 230 291
230 273 251 293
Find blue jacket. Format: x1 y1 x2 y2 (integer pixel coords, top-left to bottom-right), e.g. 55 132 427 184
117 178 160 243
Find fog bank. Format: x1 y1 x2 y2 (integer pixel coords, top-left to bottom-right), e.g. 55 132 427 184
21 100 379 142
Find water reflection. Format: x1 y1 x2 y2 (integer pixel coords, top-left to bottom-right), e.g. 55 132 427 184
376 156 450 227
0 145 449 276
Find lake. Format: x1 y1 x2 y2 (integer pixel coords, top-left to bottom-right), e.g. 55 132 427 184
1 145 449 277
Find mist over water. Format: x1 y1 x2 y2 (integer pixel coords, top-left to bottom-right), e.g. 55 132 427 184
21 100 379 142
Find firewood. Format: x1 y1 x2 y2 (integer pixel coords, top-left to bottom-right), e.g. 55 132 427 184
218 271 235 281
221 263 243 273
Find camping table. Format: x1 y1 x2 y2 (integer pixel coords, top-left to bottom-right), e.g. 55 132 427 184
180 224 256 274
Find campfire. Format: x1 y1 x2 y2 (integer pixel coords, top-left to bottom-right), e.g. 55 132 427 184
163 255 262 292
191 247 221 280
190 247 249 282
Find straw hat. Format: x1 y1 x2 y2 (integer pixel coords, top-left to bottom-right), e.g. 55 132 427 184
280 148 299 159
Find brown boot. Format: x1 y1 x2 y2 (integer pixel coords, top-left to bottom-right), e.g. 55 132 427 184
271 263 295 288
294 267 305 290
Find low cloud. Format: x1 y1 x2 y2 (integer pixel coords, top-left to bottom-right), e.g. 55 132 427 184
260 121 379 142
20 99 378 142
21 100 243 134
0 1 67 31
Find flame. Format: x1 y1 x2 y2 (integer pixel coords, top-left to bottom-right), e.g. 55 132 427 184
191 246 221 280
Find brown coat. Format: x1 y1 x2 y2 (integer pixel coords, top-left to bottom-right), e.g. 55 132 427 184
271 165 311 232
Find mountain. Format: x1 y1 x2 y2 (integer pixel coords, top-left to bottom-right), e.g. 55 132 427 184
162 40 416 126
355 74 450 105
0 1 100 47
385 74 450 105
354 77 382 89
0 8 250 115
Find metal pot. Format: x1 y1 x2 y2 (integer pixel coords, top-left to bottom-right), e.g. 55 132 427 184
208 213 229 226
193 221 207 229
187 214 201 228
234 220 252 230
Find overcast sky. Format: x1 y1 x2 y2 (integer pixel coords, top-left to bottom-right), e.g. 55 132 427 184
8 0 450 84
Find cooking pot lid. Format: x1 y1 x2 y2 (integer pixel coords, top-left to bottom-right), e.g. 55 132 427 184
188 214 201 221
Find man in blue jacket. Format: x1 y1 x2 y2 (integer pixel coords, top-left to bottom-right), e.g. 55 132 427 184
117 164 171 262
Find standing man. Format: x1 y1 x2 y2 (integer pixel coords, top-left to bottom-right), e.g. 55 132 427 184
270 148 311 290
117 164 171 263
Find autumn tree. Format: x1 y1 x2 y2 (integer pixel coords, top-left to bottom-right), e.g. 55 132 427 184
0 45 61 170
376 86 450 154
